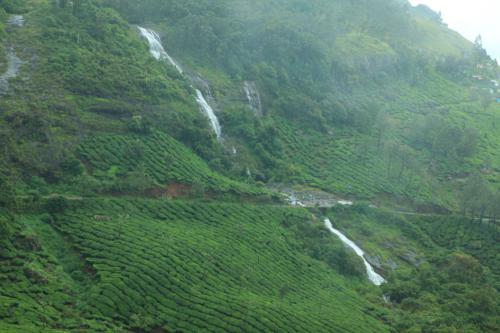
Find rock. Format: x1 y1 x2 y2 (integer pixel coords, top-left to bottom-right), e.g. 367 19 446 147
386 258 399 271
0 48 23 94
399 251 423 266
365 254 383 270
7 15 24 27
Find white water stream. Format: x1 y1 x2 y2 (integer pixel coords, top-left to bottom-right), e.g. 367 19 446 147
324 218 385 286
1 16 25 93
138 26 183 74
138 26 223 140
7 15 24 27
195 89 222 140
0 48 22 93
243 81 262 116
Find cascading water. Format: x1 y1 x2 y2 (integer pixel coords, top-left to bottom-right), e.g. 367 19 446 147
0 48 22 93
195 89 222 140
138 26 183 74
324 218 386 286
1 16 25 94
138 26 223 140
243 81 262 116
7 15 24 27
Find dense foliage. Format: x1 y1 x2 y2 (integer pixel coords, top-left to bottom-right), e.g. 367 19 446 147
328 207 500 333
1 200 391 332
385 253 499 333
1 0 499 332
101 0 500 208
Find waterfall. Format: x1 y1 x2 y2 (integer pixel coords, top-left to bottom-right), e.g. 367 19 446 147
7 15 24 27
1 16 25 93
324 218 386 286
138 26 223 140
289 194 305 207
138 26 183 74
0 48 23 94
195 89 222 140
243 81 262 116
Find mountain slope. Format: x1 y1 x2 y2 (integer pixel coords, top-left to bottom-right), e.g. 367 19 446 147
1 199 393 332
104 0 500 210
1 1 499 333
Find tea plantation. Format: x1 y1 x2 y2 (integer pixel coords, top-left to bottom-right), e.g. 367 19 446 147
1 0 500 332
1 200 391 332
78 131 268 198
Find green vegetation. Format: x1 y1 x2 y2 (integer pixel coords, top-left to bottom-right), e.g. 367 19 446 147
103 0 500 209
385 252 499 332
1 0 499 332
77 131 269 197
327 207 500 332
1 200 391 332
0 2 233 200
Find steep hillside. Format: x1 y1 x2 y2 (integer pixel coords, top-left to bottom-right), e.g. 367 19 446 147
104 0 500 210
1 198 396 332
1 1 499 333
0 0 265 203
325 206 499 332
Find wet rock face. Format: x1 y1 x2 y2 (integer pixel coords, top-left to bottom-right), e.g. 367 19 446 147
0 48 23 94
365 254 383 270
138 26 223 140
399 251 424 266
1 15 25 93
243 81 263 116
7 15 24 27
386 258 399 271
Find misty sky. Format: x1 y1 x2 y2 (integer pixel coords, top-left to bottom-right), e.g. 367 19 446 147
409 0 500 61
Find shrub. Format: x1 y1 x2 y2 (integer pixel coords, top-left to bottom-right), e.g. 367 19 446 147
60 158 84 177
127 115 152 134
44 196 69 214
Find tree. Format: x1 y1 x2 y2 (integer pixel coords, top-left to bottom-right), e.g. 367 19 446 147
474 35 483 50
45 196 69 214
487 191 500 223
127 115 152 135
374 112 390 151
60 157 84 177
0 175 16 209
461 174 491 221
384 142 414 182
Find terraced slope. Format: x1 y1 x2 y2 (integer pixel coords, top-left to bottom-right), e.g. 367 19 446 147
267 72 500 207
273 121 434 200
414 215 500 279
43 198 389 332
326 207 499 281
0 210 122 332
78 131 269 198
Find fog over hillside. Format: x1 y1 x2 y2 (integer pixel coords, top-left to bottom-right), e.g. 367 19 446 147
410 0 500 60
